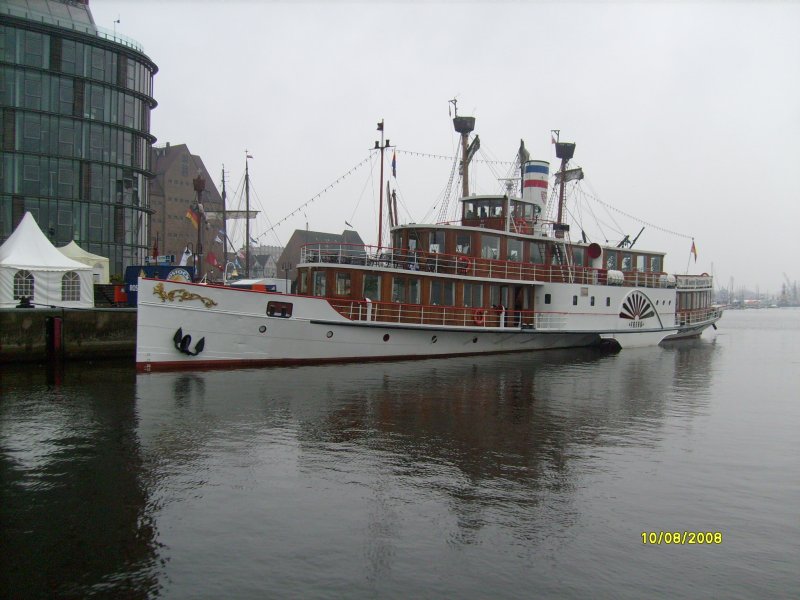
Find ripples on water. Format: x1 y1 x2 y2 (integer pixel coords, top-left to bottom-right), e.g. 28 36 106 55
1 309 799 599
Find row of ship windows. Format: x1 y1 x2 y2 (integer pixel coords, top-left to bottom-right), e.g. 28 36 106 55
546 294 673 307
394 230 663 272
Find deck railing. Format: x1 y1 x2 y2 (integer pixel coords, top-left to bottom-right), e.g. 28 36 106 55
326 298 569 330
301 243 677 289
676 306 724 326
675 275 714 289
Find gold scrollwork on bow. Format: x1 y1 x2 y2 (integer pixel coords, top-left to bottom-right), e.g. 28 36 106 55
152 282 218 308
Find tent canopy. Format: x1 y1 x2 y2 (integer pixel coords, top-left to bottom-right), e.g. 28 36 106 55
0 212 93 308
0 213 90 271
58 240 110 283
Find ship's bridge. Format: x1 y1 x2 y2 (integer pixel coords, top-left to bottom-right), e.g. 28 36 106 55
461 195 540 235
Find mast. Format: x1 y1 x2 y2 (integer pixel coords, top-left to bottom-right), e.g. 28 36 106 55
553 133 575 239
245 152 251 278
374 120 390 250
221 165 227 271
450 98 479 198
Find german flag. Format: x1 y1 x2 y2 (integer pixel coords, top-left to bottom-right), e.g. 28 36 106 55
185 207 200 229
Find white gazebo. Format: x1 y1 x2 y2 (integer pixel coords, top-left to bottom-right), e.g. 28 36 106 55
0 212 94 308
58 240 110 284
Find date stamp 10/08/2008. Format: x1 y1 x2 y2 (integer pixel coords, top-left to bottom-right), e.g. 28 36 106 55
641 531 723 545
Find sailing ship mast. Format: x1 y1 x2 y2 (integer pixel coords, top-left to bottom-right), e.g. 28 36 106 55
375 121 390 250
245 152 251 278
221 165 227 270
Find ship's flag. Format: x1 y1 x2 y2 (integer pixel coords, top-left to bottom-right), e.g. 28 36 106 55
179 246 191 267
690 239 698 262
185 207 200 229
392 151 397 178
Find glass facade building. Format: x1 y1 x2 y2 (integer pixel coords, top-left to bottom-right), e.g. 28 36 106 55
0 0 157 277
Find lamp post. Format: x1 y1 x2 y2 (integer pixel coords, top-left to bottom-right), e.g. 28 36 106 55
192 172 206 282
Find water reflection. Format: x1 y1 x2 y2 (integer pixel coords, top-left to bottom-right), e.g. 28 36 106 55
133 342 718 588
0 362 160 599
1 338 720 598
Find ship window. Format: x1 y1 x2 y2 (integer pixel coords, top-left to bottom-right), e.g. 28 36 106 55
606 297 611 306
530 242 546 264
431 280 454 306
572 295 578 305
463 283 483 308
335 272 351 296
575 247 586 266
429 230 445 254
391 277 405 303
481 235 500 260
606 253 618 270
299 271 308 294
490 285 501 307
312 271 326 297
267 301 293 318
456 233 471 255
408 278 421 304
636 255 646 272
622 253 632 271
363 274 381 301
590 296 595 306
651 256 662 272
507 238 522 262
544 293 551 304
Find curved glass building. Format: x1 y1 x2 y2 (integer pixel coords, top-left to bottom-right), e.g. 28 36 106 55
0 0 157 277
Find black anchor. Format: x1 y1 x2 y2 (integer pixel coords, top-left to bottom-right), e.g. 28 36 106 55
173 328 205 356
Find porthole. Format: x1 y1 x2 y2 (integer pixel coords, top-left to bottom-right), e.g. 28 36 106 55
383 334 390 342
472 337 478 344
431 335 437 343
258 325 267 333
326 330 333 339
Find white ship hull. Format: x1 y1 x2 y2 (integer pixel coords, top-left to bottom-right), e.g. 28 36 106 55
136 278 687 372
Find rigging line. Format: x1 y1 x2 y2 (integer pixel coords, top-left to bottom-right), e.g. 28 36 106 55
582 180 693 240
578 186 614 242
247 179 282 247
347 152 378 226
258 155 374 236
396 149 514 166
580 181 625 237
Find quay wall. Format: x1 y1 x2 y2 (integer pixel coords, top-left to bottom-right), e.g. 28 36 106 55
0 308 136 363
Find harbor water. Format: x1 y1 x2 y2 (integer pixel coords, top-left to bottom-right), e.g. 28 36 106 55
1 309 798 599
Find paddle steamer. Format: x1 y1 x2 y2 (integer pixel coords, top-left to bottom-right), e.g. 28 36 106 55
136 113 722 371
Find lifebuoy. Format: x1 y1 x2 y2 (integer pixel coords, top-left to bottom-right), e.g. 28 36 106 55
457 255 472 273
473 308 486 326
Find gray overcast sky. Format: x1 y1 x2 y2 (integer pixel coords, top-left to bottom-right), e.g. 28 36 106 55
91 1 800 294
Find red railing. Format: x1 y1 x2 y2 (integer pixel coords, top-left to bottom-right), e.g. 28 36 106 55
300 243 674 289
327 298 569 329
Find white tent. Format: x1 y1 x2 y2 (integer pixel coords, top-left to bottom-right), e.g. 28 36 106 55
0 212 94 308
58 240 110 284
